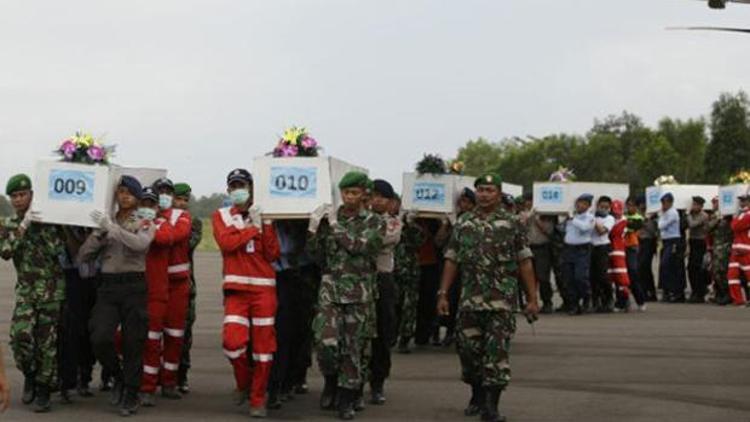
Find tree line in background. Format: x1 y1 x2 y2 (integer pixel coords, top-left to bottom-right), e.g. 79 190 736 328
456 90 750 194
1 90 748 217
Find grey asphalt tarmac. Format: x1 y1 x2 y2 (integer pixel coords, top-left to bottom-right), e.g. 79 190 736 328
1 252 749 421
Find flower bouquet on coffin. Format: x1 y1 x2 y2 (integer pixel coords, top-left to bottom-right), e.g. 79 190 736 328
549 166 575 182
56 131 115 165
654 175 678 186
729 170 750 185
272 126 320 158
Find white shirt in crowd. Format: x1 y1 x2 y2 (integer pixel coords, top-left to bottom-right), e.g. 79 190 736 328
591 214 615 246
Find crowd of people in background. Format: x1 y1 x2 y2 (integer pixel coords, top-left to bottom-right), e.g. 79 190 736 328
0 168 747 421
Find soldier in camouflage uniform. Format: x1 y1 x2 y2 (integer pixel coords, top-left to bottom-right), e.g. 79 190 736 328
393 198 422 354
708 213 733 305
307 171 385 421
437 174 538 422
0 174 66 413
173 183 202 394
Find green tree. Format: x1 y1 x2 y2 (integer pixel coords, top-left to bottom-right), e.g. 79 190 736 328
190 193 227 219
656 117 707 183
493 134 585 190
455 137 504 177
588 111 651 188
705 91 750 183
634 134 681 187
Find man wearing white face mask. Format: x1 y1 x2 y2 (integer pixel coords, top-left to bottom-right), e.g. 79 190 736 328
136 187 177 407
151 178 193 399
212 168 280 418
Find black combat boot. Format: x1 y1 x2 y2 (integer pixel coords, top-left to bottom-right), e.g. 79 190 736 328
369 380 385 405
119 388 140 417
481 386 506 422
464 383 485 417
22 374 36 405
267 385 282 410
110 377 125 406
354 385 366 411
337 388 356 420
320 375 338 410
33 384 52 413
177 366 190 394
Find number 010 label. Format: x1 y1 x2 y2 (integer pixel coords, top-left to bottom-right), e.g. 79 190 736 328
48 169 95 203
269 166 317 199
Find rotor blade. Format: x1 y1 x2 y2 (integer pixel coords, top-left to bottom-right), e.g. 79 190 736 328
667 26 750 33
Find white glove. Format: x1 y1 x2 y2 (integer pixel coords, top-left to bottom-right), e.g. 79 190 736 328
19 210 42 231
327 204 339 228
90 211 113 231
447 212 457 226
308 204 330 233
441 214 451 226
249 205 263 230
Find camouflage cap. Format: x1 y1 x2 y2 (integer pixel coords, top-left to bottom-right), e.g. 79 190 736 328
5 174 32 195
338 171 369 190
174 182 191 197
474 173 502 188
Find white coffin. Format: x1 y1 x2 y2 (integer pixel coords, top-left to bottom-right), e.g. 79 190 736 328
533 182 630 214
402 173 457 215
253 156 368 219
32 159 116 228
645 185 718 214
719 184 750 216
32 160 170 228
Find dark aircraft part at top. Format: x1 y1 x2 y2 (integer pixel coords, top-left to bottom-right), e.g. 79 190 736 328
707 0 750 8
667 26 750 33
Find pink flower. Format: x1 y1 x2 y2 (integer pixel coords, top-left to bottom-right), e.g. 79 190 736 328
281 145 298 157
87 144 105 162
301 136 317 149
60 139 77 159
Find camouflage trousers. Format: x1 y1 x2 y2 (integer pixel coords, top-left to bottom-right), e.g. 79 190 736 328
712 247 730 295
396 275 419 340
456 310 515 389
313 302 371 390
180 277 197 372
10 298 62 387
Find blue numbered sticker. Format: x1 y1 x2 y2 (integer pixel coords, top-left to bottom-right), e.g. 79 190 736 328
721 190 735 207
647 190 661 207
412 182 446 206
48 169 95 203
539 186 563 204
269 167 317 199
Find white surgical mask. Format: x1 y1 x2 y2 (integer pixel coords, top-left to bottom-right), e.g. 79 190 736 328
230 189 250 205
137 207 157 221
159 194 173 210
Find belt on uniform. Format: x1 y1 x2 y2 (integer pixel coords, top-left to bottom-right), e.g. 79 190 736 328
99 272 146 284
566 244 591 250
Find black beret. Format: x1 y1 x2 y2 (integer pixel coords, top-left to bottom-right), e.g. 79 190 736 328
119 175 143 199
372 179 395 199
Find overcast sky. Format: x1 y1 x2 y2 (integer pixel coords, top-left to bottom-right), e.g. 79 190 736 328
1 0 750 195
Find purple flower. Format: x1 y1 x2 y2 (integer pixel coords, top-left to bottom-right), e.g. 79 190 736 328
281 145 298 157
87 144 105 162
301 136 317 149
60 139 77 159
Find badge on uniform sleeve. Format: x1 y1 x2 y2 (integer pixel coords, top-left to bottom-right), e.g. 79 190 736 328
246 239 255 253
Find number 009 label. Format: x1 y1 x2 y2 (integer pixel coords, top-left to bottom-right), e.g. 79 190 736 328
48 169 95 203
412 182 446 205
269 167 317 199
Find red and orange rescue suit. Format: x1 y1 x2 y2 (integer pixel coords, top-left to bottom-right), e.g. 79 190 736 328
728 206 750 305
141 208 192 392
212 206 280 409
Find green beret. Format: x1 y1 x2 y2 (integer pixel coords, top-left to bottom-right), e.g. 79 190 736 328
6 174 32 196
174 182 192 197
338 171 369 190
474 173 502 188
